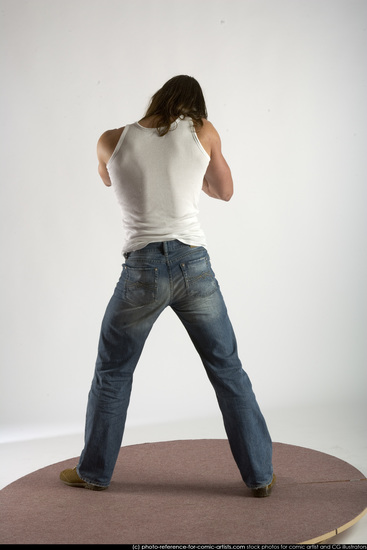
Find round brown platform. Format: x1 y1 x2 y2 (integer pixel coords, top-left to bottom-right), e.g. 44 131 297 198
0 440 366 544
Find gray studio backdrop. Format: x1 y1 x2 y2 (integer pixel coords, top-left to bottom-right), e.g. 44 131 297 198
1 0 366 442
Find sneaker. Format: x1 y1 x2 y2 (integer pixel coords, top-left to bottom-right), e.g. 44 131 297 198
252 474 276 498
59 467 108 491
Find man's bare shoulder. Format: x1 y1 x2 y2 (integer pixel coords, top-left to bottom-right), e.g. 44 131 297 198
97 127 125 163
195 119 221 156
99 127 125 147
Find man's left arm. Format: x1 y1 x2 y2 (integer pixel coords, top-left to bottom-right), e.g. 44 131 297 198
96 128 125 187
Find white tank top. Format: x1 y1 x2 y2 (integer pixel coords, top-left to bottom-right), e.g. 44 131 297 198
107 117 210 253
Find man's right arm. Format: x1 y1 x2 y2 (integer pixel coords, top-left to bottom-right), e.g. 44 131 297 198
200 121 233 201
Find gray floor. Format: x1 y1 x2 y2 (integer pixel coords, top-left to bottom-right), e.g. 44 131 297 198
1 401 366 544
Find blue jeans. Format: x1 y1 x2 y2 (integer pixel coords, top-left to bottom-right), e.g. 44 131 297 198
77 241 273 489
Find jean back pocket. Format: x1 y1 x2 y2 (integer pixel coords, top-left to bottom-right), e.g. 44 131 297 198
121 265 158 306
180 256 218 298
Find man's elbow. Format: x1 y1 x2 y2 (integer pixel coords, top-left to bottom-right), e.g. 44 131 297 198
221 189 233 201
98 163 112 187
219 183 234 201
220 174 234 201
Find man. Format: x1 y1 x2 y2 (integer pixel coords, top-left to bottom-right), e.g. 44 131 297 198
60 75 275 497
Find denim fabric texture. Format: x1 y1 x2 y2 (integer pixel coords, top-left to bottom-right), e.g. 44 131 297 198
77 240 273 488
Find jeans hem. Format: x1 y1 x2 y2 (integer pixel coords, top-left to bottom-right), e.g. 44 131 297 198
76 466 110 488
247 472 274 490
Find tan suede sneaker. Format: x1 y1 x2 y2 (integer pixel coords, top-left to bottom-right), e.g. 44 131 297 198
252 473 276 498
59 467 108 491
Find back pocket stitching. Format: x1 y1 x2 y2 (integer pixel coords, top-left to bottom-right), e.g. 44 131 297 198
180 257 217 297
124 266 158 306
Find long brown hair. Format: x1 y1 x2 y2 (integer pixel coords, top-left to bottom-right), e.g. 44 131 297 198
144 75 208 136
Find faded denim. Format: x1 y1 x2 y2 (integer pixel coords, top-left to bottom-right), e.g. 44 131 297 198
77 240 273 488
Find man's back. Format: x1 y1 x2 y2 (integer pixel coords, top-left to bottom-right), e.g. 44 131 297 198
97 116 233 203
106 117 210 253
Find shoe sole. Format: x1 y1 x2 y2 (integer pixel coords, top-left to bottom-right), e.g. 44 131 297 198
252 474 276 498
61 480 108 491
60 474 108 491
